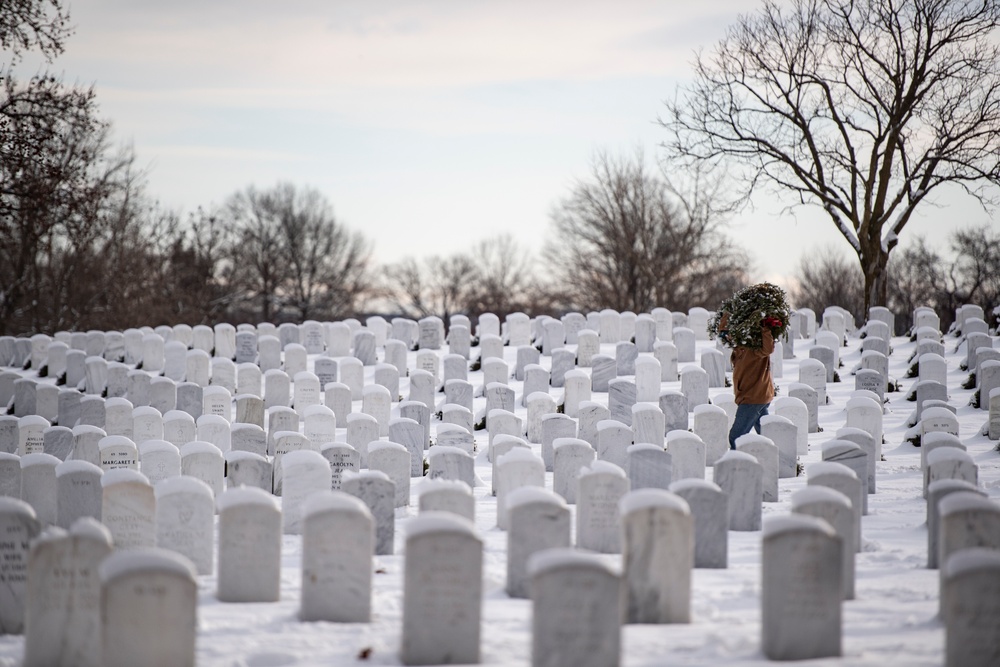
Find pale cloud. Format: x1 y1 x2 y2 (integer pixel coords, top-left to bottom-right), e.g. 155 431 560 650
70 1 741 89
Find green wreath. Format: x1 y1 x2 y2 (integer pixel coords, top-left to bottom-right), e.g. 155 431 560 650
708 282 791 349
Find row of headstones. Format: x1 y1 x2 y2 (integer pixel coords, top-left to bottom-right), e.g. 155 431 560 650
0 305 695 375
7 422 993 666
5 434 997 666
1 299 866 399
3 300 991 379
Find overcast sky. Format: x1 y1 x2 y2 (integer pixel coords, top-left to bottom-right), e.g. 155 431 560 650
45 0 994 285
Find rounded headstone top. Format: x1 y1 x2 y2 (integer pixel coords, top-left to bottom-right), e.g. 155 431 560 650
679 366 706 376
717 449 758 465
926 447 973 465
627 442 664 454
196 414 228 428
101 468 149 487
20 452 61 468
807 461 858 480
100 547 197 584
772 395 807 410
846 396 881 411
405 511 477 540
939 491 998 517
580 460 627 479
669 478 723 494
791 486 852 510
619 488 689 516
132 405 162 419
302 490 372 520
922 432 963 447
666 430 704 443
926 478 981 496
294 371 319 383
139 440 179 456
763 513 837 539
597 419 630 432
301 404 333 420
427 445 472 459
526 391 553 404
0 452 19 462
367 440 407 455
506 486 566 511
418 479 473 496
0 496 37 518
224 450 268 464
346 413 377 425
70 516 113 544
17 415 50 428
99 435 138 451
55 459 103 477
552 437 591 451
341 469 390 483
694 403 726 416
943 547 1000 580
493 434 528 448
154 475 213 499
281 448 329 467
497 447 541 466
527 547 620 578
821 439 861 456
72 425 107 437
180 441 223 457
921 406 956 421
105 397 134 410
217 485 279 513
736 433 775 448
163 410 195 423
436 423 469 436
759 414 794 427
263 368 288 378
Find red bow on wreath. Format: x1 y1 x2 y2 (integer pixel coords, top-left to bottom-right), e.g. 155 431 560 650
762 316 783 328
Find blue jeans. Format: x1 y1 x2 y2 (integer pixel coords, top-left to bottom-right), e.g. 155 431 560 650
729 403 770 450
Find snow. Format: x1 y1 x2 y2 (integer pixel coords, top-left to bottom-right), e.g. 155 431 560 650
100 468 149 487
99 547 198 583
618 487 690 515
215 486 278 513
0 323 998 666
405 511 477 539
527 546 620 578
54 459 102 476
154 475 214 499
18 452 60 468
943 546 1000 579
300 490 371 519
138 439 179 456
762 512 836 538
789 485 852 508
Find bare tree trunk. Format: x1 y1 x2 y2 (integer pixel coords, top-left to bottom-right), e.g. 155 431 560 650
859 239 890 315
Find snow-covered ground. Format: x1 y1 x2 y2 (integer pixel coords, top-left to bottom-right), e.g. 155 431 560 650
0 323 997 667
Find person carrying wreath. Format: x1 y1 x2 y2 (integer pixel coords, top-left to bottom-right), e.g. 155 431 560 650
719 313 778 449
710 282 789 450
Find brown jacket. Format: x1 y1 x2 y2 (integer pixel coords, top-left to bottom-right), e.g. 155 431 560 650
721 315 775 405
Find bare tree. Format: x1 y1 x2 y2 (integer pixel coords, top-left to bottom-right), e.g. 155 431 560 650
945 224 1000 326
544 150 748 313
466 234 540 318
224 183 373 322
886 237 946 332
387 253 479 323
792 247 865 323
663 0 1000 313
0 0 70 62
